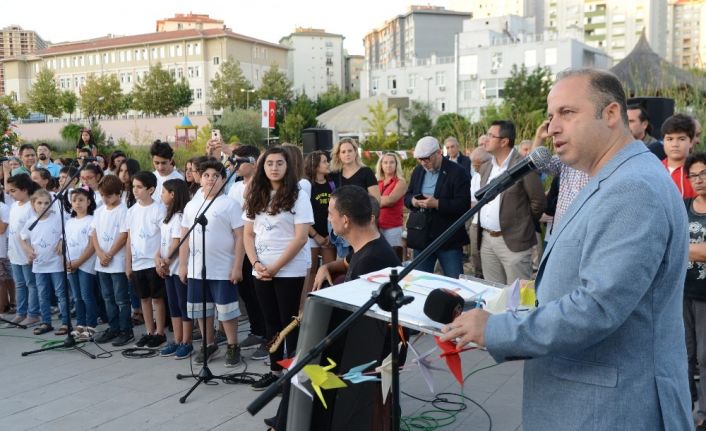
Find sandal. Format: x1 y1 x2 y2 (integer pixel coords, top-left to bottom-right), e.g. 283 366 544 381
54 325 69 336
33 323 54 335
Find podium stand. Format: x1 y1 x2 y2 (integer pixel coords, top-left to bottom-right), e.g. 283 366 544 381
287 270 503 430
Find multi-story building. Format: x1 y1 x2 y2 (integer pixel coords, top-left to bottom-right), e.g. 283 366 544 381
156 13 224 32
344 54 364 94
667 0 706 68
0 25 47 96
455 14 611 120
449 0 545 32
279 28 345 98
2 28 289 117
546 0 667 62
361 5 470 113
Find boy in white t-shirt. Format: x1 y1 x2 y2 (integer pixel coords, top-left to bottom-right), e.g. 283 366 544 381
91 175 133 347
178 160 244 368
125 171 167 349
150 140 184 203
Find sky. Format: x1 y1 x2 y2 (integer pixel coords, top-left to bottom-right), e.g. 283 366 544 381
4 0 454 56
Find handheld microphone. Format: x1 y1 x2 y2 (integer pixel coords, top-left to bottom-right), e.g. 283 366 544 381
228 156 256 165
423 288 484 324
474 147 551 201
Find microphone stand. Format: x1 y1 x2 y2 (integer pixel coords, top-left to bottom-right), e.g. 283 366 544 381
21 161 96 359
175 158 242 403
247 178 506 430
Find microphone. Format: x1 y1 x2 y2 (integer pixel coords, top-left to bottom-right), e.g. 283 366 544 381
228 156 256 165
474 147 551 201
423 288 484 324
79 156 98 162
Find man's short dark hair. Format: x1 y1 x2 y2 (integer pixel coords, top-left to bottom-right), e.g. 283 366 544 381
627 104 649 123
19 143 35 155
661 114 695 140
150 140 174 160
37 142 51 151
132 171 157 190
490 120 516 147
556 68 629 127
199 159 226 178
685 151 706 173
233 145 260 160
331 185 372 227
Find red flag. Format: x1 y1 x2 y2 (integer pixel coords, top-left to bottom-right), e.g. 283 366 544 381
268 100 276 128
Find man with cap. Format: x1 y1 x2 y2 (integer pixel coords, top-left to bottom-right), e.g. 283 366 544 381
404 136 470 278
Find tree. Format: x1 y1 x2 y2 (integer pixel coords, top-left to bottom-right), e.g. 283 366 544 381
0 92 29 119
26 68 61 119
494 64 553 139
403 101 433 146
280 94 318 144
59 90 78 121
362 100 398 149
208 59 253 111
80 73 124 118
212 108 265 146
431 113 472 147
131 63 188 116
315 85 357 115
257 64 294 135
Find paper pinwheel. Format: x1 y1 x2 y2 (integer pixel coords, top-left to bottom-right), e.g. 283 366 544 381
303 357 347 409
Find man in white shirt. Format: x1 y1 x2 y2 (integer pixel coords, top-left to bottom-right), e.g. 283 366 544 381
473 120 545 284
150 140 183 202
469 146 491 278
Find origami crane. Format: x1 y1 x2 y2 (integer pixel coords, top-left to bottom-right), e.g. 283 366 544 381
303 357 347 409
375 353 394 404
408 343 447 394
434 336 472 387
342 360 380 384
277 358 294 370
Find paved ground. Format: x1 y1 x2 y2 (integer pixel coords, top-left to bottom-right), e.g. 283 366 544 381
0 315 523 431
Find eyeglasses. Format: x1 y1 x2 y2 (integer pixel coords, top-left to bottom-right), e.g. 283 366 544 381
486 133 505 140
417 155 434 162
687 169 706 181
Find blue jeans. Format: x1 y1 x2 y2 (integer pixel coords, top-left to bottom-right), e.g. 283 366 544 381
68 270 98 328
97 271 132 332
36 272 69 325
413 247 464 279
11 263 39 318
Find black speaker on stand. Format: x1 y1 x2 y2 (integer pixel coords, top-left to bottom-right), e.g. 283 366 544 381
302 128 333 158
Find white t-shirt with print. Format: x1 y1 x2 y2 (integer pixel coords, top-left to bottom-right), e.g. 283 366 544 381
125 200 166 271
160 212 182 275
65 215 97 274
152 169 184 203
0 202 10 259
243 191 314 277
8 201 35 265
227 180 246 209
182 193 242 280
20 212 63 273
92 203 128 273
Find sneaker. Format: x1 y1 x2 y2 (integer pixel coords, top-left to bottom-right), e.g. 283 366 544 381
225 344 242 368
251 343 269 360
175 343 194 360
214 330 227 346
111 331 135 347
147 333 167 348
19 316 40 327
95 329 119 344
160 342 179 357
241 333 265 350
251 372 278 391
194 344 219 364
135 333 153 348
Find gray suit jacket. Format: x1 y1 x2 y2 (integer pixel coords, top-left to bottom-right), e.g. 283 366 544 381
484 141 691 430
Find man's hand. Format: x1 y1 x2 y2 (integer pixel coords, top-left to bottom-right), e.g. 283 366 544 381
533 120 550 147
422 196 439 209
178 264 188 284
230 267 243 284
440 308 491 349
312 264 333 291
206 138 223 158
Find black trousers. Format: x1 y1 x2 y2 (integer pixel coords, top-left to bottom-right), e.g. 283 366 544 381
239 259 266 337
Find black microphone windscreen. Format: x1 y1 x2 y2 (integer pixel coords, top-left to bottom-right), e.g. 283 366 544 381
423 289 464 324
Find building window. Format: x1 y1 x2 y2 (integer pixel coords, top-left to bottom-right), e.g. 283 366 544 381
437 99 446 112
524 50 536 68
459 80 472 101
111 52 115 63
545 47 558 66
194 66 200 78
491 52 503 72
187 44 193 55
481 78 506 99
160 47 165 58
408 73 416 89
175 45 182 56
188 67 195 78
388 76 396 89
152 47 157 59
194 43 200 55
213 56 220 65
435 71 445 86
89 55 94 66
196 88 202 99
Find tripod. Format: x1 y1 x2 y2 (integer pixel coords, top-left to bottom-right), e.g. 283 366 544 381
21 161 96 359
175 158 242 403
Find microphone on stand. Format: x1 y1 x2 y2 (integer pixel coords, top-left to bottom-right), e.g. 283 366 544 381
474 147 552 201
423 288 484 324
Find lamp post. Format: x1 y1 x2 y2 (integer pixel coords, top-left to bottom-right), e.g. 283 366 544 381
240 88 255 109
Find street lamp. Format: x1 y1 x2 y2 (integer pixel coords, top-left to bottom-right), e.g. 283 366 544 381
240 88 255 109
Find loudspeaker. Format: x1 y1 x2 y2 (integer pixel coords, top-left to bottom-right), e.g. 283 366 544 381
302 128 333 156
627 97 675 140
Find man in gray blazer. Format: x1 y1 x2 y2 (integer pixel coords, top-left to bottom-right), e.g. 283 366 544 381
442 69 692 430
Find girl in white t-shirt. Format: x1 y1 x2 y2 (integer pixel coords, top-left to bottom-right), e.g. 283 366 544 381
156 179 193 359
0 198 12 315
65 188 99 340
20 189 66 335
243 147 314 388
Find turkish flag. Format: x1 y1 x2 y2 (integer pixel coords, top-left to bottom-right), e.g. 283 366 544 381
261 100 276 129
